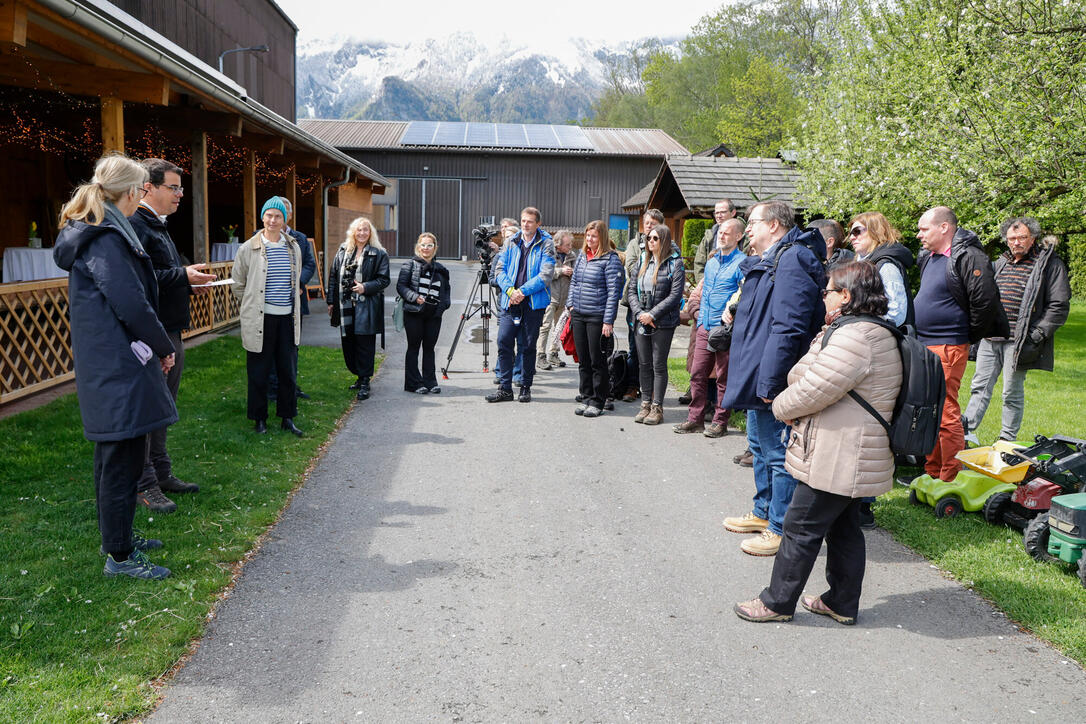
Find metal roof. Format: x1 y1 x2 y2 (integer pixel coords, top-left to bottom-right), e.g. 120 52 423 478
621 179 655 210
299 119 689 157
652 156 800 211
400 121 594 150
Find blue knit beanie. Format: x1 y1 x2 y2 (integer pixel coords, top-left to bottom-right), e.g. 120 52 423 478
260 196 287 220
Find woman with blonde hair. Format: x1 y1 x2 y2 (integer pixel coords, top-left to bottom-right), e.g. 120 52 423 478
847 211 914 330
567 219 624 417
53 154 176 580
326 217 390 400
232 197 304 436
397 232 451 393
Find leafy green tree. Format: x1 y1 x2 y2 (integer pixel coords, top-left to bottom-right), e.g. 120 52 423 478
717 55 803 157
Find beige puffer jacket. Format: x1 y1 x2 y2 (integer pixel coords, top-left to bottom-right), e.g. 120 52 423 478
771 319 903 498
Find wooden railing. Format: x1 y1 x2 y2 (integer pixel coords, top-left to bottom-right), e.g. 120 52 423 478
0 260 239 405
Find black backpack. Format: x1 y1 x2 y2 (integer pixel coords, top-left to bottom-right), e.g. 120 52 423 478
607 348 629 400
821 315 945 458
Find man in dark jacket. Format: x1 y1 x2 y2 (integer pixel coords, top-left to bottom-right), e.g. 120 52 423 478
964 217 1070 443
131 158 216 513
721 201 827 557
915 206 1009 481
268 196 317 401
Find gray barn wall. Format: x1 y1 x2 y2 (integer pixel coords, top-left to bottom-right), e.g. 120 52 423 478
348 150 661 258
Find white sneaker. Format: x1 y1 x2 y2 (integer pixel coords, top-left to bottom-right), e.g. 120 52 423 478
964 432 980 447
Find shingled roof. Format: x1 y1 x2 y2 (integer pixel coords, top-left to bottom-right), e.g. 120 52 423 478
635 156 801 213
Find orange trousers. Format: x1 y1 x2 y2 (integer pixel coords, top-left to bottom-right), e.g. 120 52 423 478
925 343 969 481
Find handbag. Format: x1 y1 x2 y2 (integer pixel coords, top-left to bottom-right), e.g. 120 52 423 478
393 296 405 332
559 313 578 363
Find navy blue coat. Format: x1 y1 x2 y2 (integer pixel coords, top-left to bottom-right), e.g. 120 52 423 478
129 205 191 333
287 227 317 316
722 227 827 411
567 250 624 325
54 215 178 441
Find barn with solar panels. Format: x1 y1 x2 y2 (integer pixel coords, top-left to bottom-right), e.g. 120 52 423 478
300 119 689 258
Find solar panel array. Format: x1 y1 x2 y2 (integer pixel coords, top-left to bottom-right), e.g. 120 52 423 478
400 121 594 151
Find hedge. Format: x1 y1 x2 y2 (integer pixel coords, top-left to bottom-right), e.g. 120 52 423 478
682 218 712 260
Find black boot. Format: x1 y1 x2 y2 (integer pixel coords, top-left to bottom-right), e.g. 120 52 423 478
280 418 304 437
254 419 267 434
356 377 371 400
349 376 363 390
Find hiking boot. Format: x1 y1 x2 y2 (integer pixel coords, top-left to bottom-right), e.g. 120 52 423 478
103 549 170 580
137 485 177 514
99 529 163 556
548 355 565 368
723 511 769 533
537 357 552 371
734 449 754 467
644 404 663 426
704 422 727 438
633 401 651 423
159 476 199 494
582 406 601 418
486 388 514 403
621 388 639 403
741 529 782 556
518 386 532 403
672 420 704 434
678 387 692 405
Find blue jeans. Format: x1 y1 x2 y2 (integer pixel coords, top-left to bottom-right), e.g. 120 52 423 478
493 305 523 381
747 408 799 535
496 303 544 390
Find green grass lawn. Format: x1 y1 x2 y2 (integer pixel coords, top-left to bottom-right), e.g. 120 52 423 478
669 303 1086 664
0 338 364 722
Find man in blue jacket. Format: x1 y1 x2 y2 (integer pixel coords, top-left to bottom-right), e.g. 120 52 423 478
721 201 827 556
486 206 555 403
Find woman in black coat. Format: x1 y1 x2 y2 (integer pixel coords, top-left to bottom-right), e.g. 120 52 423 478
326 217 390 400
397 233 452 394
626 224 685 425
53 154 176 581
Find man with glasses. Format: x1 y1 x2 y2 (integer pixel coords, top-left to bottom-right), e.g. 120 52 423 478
131 158 216 513
721 201 826 556
963 217 1068 445
693 199 738 283
674 218 745 437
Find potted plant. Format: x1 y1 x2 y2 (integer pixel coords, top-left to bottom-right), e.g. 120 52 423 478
223 224 238 243
28 222 42 249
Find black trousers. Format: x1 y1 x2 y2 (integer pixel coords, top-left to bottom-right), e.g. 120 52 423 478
246 313 297 421
404 308 443 390
342 330 377 379
760 482 867 618
138 330 184 493
268 312 302 395
94 435 146 555
633 325 675 405
625 306 640 390
571 310 609 408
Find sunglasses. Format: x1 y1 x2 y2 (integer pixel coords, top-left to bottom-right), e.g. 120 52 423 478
648 235 660 240
849 226 866 238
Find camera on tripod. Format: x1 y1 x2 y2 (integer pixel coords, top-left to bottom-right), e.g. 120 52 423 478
473 223 499 265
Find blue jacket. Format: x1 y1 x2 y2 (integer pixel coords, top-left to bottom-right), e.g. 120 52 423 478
568 249 625 325
287 227 317 316
698 247 745 330
54 214 178 441
722 226 827 410
496 229 555 311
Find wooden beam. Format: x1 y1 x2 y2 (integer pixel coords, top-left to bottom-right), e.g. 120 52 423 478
100 96 123 154
242 149 256 239
284 166 297 224
190 131 209 264
313 177 325 271
127 106 242 137
1 1 28 46
283 150 321 170
1 55 169 105
241 133 284 155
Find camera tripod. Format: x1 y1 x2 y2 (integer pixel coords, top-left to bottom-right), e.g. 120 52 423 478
441 262 498 378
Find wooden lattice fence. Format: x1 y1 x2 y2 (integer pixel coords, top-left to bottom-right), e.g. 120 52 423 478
0 260 239 405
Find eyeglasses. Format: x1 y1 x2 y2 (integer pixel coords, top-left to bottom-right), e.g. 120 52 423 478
157 184 184 195
136 187 148 198
849 225 866 238
822 287 841 298
746 217 766 227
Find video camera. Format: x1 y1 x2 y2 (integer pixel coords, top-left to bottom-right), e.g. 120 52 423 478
473 223 499 265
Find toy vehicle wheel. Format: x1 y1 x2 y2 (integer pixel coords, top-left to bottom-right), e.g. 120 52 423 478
934 496 963 519
982 492 1011 526
908 489 922 506
1024 513 1054 562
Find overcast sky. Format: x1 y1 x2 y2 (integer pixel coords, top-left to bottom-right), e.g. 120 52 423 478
275 0 726 45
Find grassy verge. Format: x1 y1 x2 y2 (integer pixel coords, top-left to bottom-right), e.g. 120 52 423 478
0 337 364 722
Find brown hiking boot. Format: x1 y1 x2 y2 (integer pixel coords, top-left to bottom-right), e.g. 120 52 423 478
633 401 651 423
644 404 663 426
704 422 727 438
137 484 177 514
733 449 754 467
672 419 704 434
621 387 640 403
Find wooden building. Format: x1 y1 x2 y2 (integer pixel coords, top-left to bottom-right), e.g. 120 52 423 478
0 0 389 405
300 120 689 258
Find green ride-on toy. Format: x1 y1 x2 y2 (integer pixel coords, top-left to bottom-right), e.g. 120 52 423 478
1022 492 1086 588
909 467 1017 518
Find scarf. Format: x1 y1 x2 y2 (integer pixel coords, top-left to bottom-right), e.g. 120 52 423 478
103 201 145 254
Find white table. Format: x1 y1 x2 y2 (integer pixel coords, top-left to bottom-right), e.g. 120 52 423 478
211 242 241 262
2 247 68 283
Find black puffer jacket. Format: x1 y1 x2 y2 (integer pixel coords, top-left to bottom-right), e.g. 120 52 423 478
626 250 686 329
918 228 1009 343
397 257 452 314
53 213 178 441
865 241 916 330
129 205 191 333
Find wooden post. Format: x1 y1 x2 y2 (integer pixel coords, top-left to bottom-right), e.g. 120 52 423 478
100 96 124 154
242 148 256 239
1 1 28 46
190 131 209 264
313 176 325 273
285 165 297 224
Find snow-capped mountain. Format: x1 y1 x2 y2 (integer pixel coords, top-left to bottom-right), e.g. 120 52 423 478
296 32 667 123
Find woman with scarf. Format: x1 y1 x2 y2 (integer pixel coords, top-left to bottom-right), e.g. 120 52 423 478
326 217 390 400
397 232 451 393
